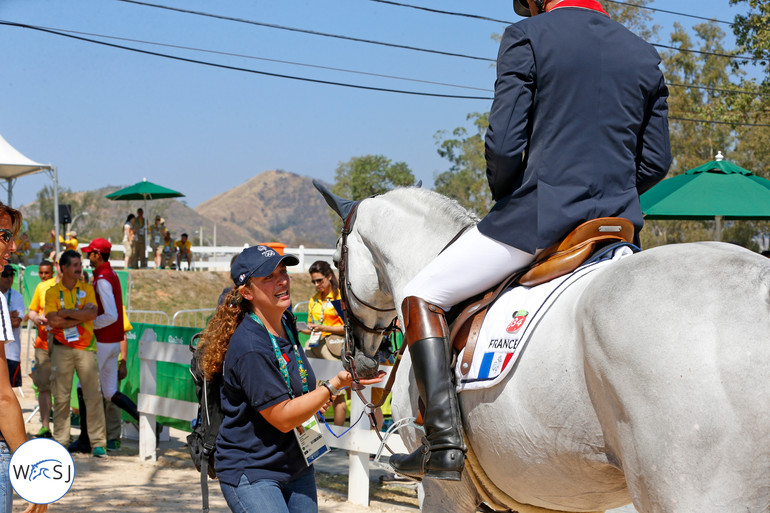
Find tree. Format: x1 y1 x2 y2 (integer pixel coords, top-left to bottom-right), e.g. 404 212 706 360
598 0 658 40
730 0 770 73
331 154 415 201
433 112 491 217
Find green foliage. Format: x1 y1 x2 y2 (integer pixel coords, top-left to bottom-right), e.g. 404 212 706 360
331 155 415 200
598 0 658 40
433 112 491 217
730 0 770 75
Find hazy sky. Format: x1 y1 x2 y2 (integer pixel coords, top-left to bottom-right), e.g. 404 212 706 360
0 0 755 209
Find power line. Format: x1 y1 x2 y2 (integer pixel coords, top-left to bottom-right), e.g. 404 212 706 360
0 21 494 100
367 0 511 24
652 42 757 62
115 0 495 63
669 116 770 128
601 0 734 26
666 82 770 98
26 23 492 92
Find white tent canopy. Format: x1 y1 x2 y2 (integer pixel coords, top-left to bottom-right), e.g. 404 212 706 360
0 132 60 251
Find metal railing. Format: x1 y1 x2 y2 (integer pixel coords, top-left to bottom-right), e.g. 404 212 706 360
128 310 170 325
171 309 215 329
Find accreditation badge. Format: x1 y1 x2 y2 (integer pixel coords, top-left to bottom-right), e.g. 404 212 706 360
306 331 322 348
293 413 329 466
63 326 79 342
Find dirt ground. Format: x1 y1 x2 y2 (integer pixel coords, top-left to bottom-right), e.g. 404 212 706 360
11 331 418 513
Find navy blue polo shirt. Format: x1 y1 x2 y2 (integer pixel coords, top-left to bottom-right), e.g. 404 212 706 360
214 313 317 486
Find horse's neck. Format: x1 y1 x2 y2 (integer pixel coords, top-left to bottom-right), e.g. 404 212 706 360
356 194 475 307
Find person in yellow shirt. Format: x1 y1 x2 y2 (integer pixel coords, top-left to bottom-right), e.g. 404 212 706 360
160 230 176 269
59 230 79 252
45 249 107 457
300 260 347 425
175 232 192 270
25 260 57 438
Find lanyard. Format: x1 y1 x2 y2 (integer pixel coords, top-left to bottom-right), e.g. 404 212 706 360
249 313 308 398
59 287 80 309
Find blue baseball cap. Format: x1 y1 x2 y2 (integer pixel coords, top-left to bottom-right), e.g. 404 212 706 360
231 245 299 287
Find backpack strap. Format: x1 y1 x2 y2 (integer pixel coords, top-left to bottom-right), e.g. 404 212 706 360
200 456 209 513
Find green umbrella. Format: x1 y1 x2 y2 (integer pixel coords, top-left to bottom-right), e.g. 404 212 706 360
640 152 770 240
105 179 184 201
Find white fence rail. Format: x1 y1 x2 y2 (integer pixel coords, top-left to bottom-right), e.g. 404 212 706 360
137 333 407 507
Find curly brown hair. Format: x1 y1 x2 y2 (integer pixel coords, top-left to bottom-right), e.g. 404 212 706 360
199 287 250 378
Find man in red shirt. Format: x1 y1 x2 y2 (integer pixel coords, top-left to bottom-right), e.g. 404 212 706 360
84 239 138 439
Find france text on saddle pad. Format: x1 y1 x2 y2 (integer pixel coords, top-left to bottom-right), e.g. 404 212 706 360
456 245 634 393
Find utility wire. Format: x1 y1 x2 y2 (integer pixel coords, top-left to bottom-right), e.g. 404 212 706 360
601 0 734 26
16 22 767 99
0 21 494 100
666 82 770 98
115 0 495 62
25 23 492 92
367 0 511 24
669 116 770 128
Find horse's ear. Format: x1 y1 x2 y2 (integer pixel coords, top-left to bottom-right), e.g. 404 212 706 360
415 179 422 188
313 179 357 220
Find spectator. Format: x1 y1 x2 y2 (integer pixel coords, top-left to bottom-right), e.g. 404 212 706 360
176 232 192 271
0 201 47 513
300 261 346 426
132 208 147 268
149 215 165 268
160 230 175 269
0 266 23 390
45 249 107 458
25 259 57 438
60 230 78 252
123 214 135 269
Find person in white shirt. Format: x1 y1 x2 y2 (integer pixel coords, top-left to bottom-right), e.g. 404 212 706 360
0 265 24 388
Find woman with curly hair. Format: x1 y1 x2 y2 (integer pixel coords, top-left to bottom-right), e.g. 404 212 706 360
199 246 382 513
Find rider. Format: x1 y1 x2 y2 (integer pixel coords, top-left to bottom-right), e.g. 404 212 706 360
389 0 672 481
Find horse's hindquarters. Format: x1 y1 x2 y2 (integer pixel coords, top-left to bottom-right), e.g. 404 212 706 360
581 243 770 512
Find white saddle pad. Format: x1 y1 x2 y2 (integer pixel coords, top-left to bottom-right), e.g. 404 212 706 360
456 245 634 393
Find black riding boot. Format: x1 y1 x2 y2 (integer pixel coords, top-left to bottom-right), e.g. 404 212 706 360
389 297 465 481
111 391 139 421
68 388 91 453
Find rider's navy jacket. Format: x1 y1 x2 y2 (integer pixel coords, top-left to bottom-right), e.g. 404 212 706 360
479 2 672 253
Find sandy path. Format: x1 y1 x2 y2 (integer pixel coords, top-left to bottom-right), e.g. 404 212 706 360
11 331 417 512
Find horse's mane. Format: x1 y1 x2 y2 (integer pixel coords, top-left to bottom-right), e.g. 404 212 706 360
383 187 480 228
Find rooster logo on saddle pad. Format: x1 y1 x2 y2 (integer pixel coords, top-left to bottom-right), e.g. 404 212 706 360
506 309 528 333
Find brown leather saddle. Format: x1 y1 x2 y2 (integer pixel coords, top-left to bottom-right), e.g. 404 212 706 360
449 217 634 376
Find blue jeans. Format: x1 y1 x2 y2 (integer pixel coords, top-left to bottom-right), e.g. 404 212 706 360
0 441 12 513
220 467 317 513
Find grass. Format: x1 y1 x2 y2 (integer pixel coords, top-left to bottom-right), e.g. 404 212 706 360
126 269 319 319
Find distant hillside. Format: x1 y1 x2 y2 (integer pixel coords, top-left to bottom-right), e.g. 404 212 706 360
195 170 337 248
19 171 338 248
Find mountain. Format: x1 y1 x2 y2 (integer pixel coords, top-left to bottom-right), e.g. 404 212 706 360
19 170 338 248
195 170 337 248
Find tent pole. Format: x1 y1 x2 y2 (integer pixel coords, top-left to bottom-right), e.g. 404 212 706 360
53 166 61 256
6 178 11 207
715 216 724 241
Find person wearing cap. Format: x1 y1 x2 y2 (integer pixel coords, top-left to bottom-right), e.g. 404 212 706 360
83 239 138 430
25 260 57 438
391 0 671 481
159 230 175 269
45 249 107 457
0 266 24 390
149 215 165 268
60 230 78 252
198 246 383 513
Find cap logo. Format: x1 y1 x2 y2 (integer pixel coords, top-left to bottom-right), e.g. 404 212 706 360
257 245 276 258
239 273 246 283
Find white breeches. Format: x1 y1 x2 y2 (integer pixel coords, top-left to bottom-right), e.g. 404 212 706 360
96 342 121 399
402 226 536 311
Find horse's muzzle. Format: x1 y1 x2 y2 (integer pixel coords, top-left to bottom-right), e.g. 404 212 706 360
345 349 380 379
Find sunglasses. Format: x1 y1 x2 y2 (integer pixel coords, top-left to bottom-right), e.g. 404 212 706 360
311 278 325 285
0 229 12 244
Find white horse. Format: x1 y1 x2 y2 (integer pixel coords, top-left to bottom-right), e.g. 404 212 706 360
314 182 770 513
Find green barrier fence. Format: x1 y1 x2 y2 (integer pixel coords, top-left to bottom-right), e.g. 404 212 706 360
120 322 199 431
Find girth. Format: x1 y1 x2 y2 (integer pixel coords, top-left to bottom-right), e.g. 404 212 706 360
449 217 634 375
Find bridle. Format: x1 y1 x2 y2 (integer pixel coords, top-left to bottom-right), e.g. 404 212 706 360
336 198 407 452
336 199 400 375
